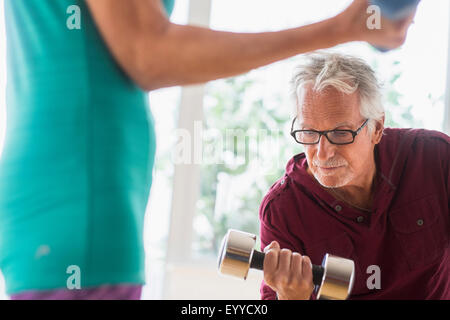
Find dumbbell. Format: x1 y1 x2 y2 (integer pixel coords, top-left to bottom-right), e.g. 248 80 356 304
370 0 421 52
217 229 355 300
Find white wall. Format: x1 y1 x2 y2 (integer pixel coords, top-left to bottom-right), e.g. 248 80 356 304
445 2 450 135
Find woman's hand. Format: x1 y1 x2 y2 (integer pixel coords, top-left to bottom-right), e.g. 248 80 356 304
336 0 417 50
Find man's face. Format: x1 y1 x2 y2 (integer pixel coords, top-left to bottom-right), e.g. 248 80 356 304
298 85 377 189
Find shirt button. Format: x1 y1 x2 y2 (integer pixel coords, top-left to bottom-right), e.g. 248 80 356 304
335 205 342 212
357 216 364 223
416 219 424 226
280 179 285 185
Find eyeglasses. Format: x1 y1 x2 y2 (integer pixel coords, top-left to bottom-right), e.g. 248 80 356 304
290 118 369 145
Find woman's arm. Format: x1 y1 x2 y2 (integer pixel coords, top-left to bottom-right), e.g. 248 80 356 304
86 0 414 91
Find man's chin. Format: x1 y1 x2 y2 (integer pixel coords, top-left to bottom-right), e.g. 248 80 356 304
313 173 352 189
307 166 353 188
317 179 346 189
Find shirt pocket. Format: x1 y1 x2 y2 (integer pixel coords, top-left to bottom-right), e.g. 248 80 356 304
389 194 449 270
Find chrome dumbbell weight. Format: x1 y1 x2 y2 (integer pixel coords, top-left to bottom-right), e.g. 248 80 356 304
217 229 355 300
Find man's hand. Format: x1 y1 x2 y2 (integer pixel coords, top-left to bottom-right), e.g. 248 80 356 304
336 0 416 50
263 241 314 300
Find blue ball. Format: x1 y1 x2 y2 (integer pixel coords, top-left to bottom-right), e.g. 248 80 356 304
370 0 420 20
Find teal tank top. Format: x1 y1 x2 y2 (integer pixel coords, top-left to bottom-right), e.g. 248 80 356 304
0 0 175 295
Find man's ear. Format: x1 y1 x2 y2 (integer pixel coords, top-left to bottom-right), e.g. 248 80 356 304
372 115 385 145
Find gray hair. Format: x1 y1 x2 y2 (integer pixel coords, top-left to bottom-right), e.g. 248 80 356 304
291 51 384 134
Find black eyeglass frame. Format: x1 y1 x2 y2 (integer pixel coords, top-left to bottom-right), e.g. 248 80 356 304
290 118 369 145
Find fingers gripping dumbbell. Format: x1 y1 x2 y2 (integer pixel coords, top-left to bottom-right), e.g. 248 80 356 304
217 229 355 300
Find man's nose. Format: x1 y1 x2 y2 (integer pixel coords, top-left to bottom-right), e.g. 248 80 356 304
316 134 335 162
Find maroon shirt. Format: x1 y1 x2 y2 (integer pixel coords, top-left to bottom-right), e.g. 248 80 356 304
259 128 449 300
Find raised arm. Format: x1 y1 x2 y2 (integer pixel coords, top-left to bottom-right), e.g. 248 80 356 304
86 0 414 91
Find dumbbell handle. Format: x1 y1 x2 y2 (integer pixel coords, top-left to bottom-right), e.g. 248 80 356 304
250 250 325 286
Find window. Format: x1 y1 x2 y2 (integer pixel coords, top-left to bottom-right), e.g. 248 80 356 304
192 0 450 264
158 0 450 299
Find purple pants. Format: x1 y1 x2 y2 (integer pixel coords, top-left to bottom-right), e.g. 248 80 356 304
10 284 143 300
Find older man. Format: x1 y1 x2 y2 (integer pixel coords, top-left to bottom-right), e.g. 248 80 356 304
260 52 450 300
